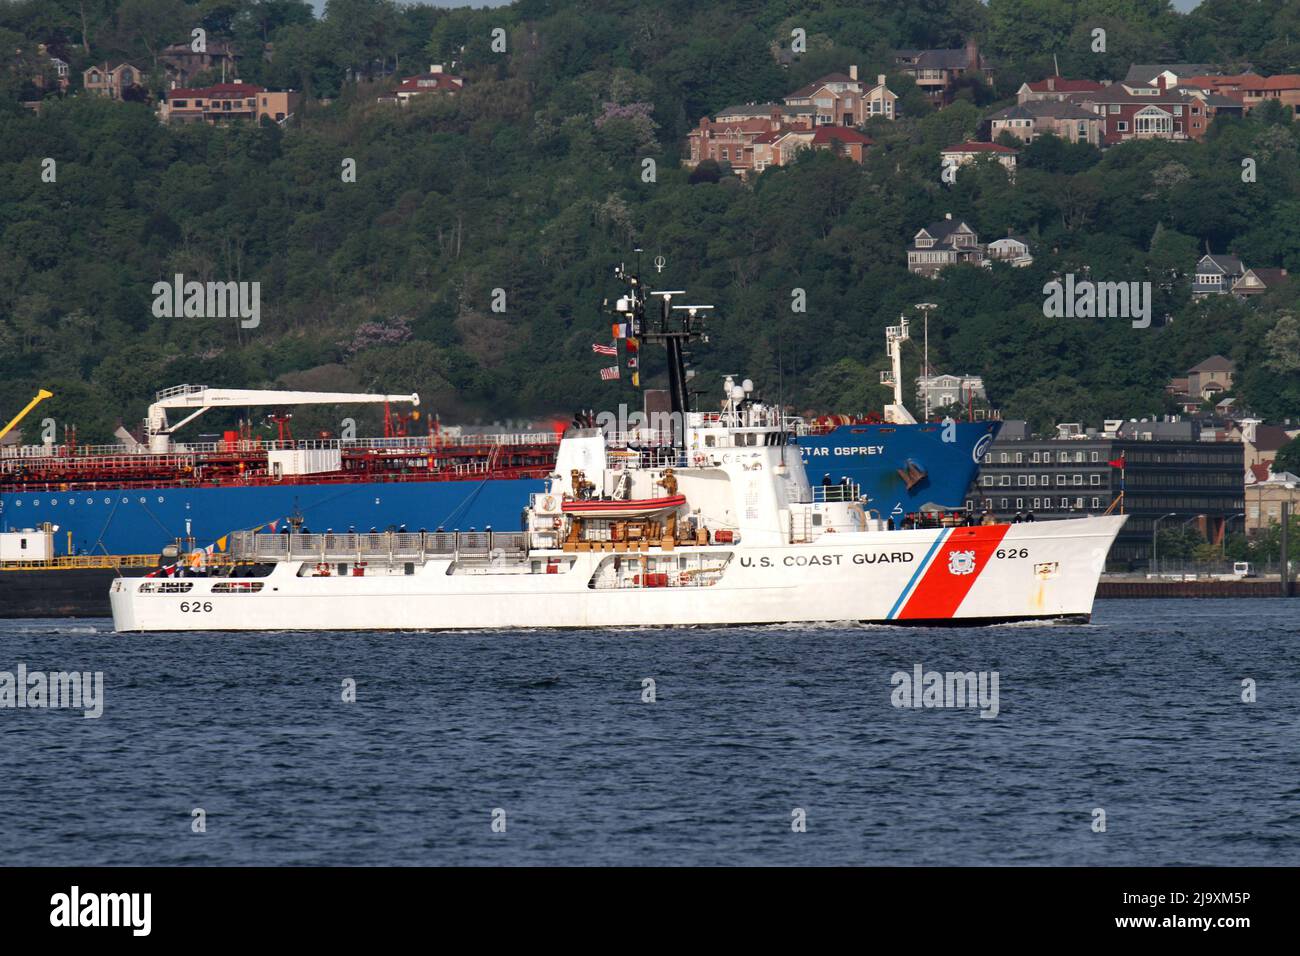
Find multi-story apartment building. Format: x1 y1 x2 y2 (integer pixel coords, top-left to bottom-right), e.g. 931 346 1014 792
966 420 1244 567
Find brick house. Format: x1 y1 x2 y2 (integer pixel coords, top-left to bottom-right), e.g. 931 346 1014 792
686 108 812 174
377 64 464 105
892 39 993 106
908 214 983 276
808 126 873 161
1065 79 1244 145
988 100 1102 146
83 62 144 100
782 66 898 125
160 40 239 86
1016 76 1106 103
158 83 299 125
1179 73 1300 116
1233 267 1289 297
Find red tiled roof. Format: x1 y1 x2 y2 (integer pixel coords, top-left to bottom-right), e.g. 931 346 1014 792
1025 77 1104 93
811 126 873 145
1196 73 1300 91
942 140 1017 153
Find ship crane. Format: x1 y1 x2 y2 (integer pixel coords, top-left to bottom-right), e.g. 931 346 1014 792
1 388 54 443
145 386 419 453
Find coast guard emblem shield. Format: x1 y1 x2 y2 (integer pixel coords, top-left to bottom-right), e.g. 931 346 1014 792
947 550 977 575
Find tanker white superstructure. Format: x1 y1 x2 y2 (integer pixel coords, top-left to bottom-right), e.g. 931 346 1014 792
109 264 1124 632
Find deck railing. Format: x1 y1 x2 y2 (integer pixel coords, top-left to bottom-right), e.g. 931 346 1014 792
0 431 561 463
228 529 530 563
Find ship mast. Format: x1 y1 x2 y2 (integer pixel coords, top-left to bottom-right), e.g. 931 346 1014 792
608 259 712 448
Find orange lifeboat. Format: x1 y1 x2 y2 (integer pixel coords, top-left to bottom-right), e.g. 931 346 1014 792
560 494 686 519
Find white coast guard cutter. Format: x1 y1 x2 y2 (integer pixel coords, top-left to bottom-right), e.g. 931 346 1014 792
110 267 1123 632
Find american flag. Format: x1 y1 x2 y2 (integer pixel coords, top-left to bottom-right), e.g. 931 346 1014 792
591 342 618 356
599 366 620 381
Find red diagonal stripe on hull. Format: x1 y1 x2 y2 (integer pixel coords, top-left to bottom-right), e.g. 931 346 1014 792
897 524 1012 620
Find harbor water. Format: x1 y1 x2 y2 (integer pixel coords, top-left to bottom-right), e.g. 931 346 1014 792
1 599 1296 866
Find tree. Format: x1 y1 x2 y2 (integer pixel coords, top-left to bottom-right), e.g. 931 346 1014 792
1274 435 1300 477
116 0 188 74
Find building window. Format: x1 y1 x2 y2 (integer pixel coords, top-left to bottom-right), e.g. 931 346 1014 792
1090 474 1101 485
1092 497 1100 508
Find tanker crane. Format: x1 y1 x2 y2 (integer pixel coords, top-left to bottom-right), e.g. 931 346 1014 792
145 386 420 453
0 389 54 444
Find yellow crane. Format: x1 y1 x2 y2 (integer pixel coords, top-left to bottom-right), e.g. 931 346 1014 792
0 389 54 443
